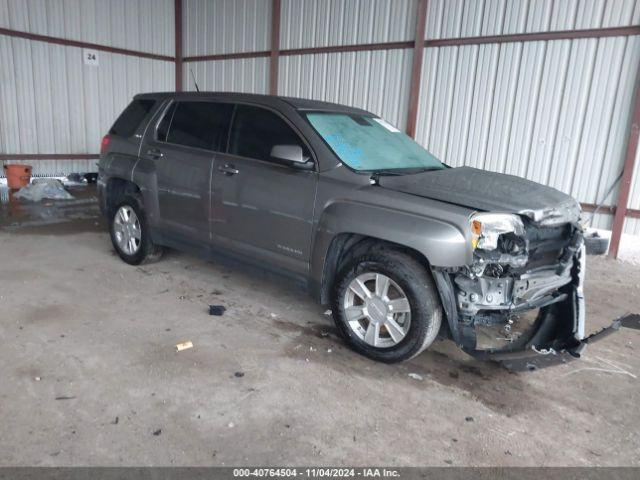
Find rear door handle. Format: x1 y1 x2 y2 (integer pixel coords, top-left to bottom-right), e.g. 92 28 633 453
218 164 239 176
146 148 163 159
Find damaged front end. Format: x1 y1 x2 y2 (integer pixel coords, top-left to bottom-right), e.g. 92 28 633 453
433 205 617 370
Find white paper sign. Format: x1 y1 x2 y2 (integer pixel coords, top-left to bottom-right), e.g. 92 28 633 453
373 118 400 132
83 49 99 66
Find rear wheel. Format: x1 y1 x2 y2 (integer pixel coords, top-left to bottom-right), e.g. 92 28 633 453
110 195 163 265
332 248 442 363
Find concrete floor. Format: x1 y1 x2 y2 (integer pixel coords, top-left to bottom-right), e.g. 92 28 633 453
1 185 639 466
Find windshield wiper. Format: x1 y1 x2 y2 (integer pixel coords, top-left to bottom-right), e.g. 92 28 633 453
369 167 443 185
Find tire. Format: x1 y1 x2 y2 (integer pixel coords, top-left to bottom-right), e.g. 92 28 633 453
584 233 609 256
109 194 163 265
332 247 442 363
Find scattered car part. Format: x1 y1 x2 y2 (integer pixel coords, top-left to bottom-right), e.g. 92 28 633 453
175 341 193 352
584 231 610 255
209 305 226 316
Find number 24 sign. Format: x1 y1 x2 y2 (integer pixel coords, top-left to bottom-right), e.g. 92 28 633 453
83 49 99 67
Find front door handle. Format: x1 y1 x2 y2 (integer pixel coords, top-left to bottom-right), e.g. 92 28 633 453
146 148 163 159
218 164 239 176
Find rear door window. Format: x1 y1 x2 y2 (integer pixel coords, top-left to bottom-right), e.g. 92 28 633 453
158 101 233 151
109 99 156 137
228 104 309 162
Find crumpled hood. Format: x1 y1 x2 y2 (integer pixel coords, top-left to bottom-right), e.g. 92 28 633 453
377 166 580 225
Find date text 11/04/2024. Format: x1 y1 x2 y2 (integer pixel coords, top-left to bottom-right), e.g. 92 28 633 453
232 468 400 478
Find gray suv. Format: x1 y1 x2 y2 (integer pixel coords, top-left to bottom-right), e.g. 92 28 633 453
98 92 611 366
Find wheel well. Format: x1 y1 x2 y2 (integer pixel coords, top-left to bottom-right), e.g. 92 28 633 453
105 178 140 217
319 234 432 305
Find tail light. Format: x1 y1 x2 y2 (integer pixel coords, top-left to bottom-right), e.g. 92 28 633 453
100 134 111 154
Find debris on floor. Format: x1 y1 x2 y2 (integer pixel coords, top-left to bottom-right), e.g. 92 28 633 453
14 178 74 201
408 373 424 381
175 341 193 352
152 429 162 436
620 313 640 330
209 305 226 316
234 371 244 378
54 395 76 401
323 309 332 316
584 230 610 256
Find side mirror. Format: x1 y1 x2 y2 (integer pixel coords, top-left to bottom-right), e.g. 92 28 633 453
270 145 312 168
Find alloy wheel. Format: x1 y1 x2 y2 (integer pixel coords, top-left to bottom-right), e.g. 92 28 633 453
113 205 142 255
343 272 411 348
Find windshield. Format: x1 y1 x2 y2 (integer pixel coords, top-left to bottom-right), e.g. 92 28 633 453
305 112 444 172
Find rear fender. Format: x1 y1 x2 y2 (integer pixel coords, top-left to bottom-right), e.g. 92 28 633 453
131 158 160 228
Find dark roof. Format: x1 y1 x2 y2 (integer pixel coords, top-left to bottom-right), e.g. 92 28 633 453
134 91 372 115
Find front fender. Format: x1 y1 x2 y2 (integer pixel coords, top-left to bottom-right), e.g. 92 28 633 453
310 200 472 301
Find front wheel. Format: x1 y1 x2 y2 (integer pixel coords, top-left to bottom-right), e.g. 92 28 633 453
110 195 163 265
332 248 442 363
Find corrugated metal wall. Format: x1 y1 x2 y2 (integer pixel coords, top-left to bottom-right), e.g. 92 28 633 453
416 36 640 231
3 0 640 238
419 0 640 233
425 0 640 38
0 0 175 56
183 57 269 93
0 0 174 177
181 0 270 94
280 0 417 49
180 0 639 235
276 0 417 130
278 49 413 130
627 141 640 234
183 0 271 56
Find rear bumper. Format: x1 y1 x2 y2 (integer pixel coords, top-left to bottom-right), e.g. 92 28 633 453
97 174 108 217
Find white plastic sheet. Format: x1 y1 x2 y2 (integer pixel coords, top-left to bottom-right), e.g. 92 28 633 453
14 178 74 201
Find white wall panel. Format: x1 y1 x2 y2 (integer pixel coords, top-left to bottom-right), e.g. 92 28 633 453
183 57 269 93
183 0 271 56
626 131 640 234
0 0 174 56
280 0 418 50
0 36 173 176
416 35 640 222
625 218 640 235
278 49 413 130
426 0 639 39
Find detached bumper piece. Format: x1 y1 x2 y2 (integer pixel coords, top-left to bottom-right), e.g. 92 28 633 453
497 315 632 372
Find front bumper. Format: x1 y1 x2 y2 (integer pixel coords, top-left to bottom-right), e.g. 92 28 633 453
495 314 636 371
432 244 612 369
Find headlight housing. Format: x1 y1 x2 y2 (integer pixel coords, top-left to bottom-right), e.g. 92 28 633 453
470 213 525 251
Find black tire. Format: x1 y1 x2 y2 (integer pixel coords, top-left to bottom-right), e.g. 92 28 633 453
109 194 163 265
584 233 609 256
332 248 442 363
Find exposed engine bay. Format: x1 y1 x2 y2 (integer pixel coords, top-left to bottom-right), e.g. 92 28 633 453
433 207 588 361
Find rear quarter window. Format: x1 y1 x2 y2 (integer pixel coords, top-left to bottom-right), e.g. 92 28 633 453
109 99 156 137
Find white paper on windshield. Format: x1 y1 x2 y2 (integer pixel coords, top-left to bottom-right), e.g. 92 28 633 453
373 118 400 133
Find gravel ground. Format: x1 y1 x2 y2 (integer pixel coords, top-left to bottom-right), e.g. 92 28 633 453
0 188 639 466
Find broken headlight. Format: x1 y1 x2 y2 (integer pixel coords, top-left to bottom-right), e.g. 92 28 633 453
470 213 525 251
